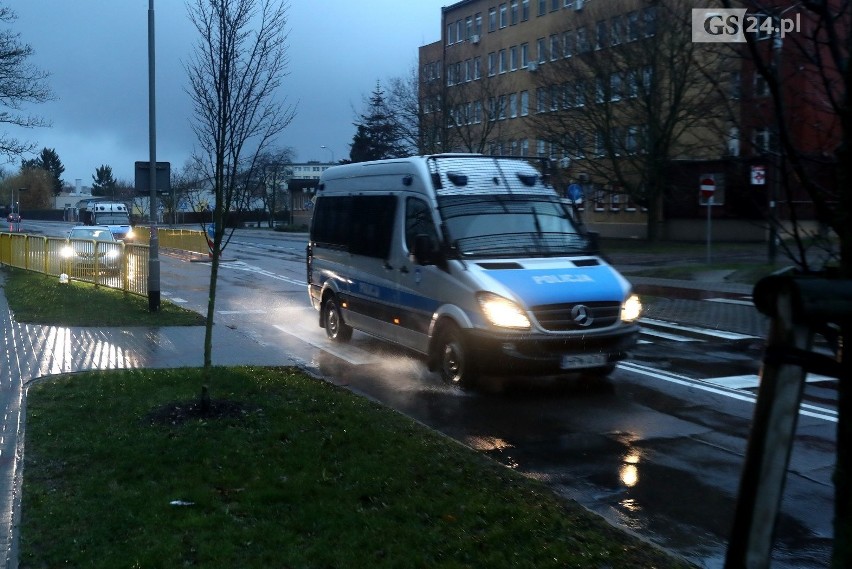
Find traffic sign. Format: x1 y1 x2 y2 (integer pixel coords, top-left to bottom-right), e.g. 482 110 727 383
700 176 716 201
751 165 766 185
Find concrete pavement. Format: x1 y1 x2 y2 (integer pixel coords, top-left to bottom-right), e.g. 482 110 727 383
0 258 770 568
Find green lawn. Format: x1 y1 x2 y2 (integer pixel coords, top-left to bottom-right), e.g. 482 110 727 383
20 367 693 568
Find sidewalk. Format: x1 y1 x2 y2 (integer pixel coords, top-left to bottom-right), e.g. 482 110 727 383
0 263 769 568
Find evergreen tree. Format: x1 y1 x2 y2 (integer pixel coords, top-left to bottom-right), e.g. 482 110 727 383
349 81 406 163
91 164 116 197
20 147 64 195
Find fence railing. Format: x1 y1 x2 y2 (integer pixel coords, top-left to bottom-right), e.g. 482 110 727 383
0 228 209 296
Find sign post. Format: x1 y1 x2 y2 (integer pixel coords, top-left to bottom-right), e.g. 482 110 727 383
700 176 716 264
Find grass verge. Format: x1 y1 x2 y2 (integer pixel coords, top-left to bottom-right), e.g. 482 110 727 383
1 266 205 326
20 367 692 568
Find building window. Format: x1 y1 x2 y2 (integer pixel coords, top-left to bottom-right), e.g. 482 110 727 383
473 101 483 123
457 20 464 42
576 27 589 53
521 42 529 67
465 16 473 40
611 193 621 212
551 85 561 110
537 37 547 63
575 80 586 106
563 31 573 57
595 76 606 103
537 139 547 157
595 130 606 157
596 21 608 50
488 52 496 76
610 73 622 102
626 69 639 98
498 95 507 120
474 57 482 80
522 0 530 21
754 127 776 153
753 73 769 97
499 3 508 28
521 139 529 156
489 8 497 32
509 92 518 117
627 11 640 41
551 0 559 11
475 13 482 35
562 82 574 108
594 187 606 212
536 87 547 113
520 90 529 115
611 16 623 45
643 6 657 37
510 0 519 24
447 23 455 45
538 0 546 17
510 45 518 70
499 49 507 73
550 35 560 61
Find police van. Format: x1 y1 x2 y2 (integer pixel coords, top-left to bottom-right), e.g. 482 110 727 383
307 154 641 387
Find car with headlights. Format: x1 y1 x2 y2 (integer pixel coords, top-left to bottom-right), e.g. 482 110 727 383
307 154 642 388
61 225 124 274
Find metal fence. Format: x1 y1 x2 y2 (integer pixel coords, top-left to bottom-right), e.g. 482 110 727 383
0 228 209 296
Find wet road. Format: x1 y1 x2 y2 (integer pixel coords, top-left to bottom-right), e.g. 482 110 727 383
16 223 840 568
150 229 835 569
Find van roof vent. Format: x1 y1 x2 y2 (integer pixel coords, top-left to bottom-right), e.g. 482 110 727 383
477 262 523 270
447 172 468 186
517 173 538 187
573 258 600 267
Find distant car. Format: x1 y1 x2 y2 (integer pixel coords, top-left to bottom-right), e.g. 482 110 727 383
61 226 124 273
7 213 20 223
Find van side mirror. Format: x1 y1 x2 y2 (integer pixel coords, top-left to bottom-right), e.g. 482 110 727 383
411 234 438 265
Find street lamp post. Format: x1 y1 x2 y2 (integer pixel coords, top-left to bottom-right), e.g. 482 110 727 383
320 145 335 164
147 0 160 311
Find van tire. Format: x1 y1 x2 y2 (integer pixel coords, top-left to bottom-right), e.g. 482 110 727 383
435 323 477 387
323 295 352 342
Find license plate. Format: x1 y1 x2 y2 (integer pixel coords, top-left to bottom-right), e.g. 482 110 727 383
560 353 608 370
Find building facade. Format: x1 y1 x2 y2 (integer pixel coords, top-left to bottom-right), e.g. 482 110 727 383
419 0 826 241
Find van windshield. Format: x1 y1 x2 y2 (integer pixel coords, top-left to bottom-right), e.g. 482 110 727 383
437 194 593 258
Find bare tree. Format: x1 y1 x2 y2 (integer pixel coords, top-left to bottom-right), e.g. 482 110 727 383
185 0 296 391
715 2 850 567
529 0 730 240
0 5 52 163
255 147 294 228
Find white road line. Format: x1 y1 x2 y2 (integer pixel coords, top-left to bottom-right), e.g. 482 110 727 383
272 324 377 366
705 298 754 306
640 318 759 341
707 373 836 390
223 260 306 286
639 329 698 342
218 310 266 315
619 361 837 423
170 297 188 303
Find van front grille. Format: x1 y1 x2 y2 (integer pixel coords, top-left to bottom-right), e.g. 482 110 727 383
531 301 620 331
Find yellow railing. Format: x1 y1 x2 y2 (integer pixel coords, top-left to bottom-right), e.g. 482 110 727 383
0 228 209 296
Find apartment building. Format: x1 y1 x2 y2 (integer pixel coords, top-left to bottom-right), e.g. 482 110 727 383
419 0 824 241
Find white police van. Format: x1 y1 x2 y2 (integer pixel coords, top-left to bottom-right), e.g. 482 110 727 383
307 154 641 387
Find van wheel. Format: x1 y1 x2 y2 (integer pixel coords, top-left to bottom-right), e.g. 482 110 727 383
436 324 477 387
323 296 352 342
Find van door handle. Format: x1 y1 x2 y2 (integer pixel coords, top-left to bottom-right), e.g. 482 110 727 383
399 266 410 274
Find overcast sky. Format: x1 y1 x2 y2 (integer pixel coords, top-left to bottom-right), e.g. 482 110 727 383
6 0 446 186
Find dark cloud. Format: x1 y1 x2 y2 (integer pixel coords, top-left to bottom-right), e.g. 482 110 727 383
6 0 443 183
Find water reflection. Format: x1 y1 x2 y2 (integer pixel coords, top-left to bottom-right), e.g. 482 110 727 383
620 451 641 488
30 325 143 377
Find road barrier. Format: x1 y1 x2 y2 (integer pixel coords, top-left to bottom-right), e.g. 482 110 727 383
0 228 210 296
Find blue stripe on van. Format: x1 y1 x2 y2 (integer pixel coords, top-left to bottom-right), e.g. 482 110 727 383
484 265 626 307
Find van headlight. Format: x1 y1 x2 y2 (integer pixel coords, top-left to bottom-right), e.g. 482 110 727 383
621 294 642 322
477 292 531 329
60 245 75 258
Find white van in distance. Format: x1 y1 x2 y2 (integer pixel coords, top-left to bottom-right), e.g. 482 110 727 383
307 154 641 387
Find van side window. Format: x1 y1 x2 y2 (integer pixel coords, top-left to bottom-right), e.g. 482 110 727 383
350 195 397 259
405 198 439 252
311 195 396 258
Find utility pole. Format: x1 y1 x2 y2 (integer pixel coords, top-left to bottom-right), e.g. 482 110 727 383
147 0 160 311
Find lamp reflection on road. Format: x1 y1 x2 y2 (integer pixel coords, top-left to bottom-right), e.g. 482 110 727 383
620 451 641 488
